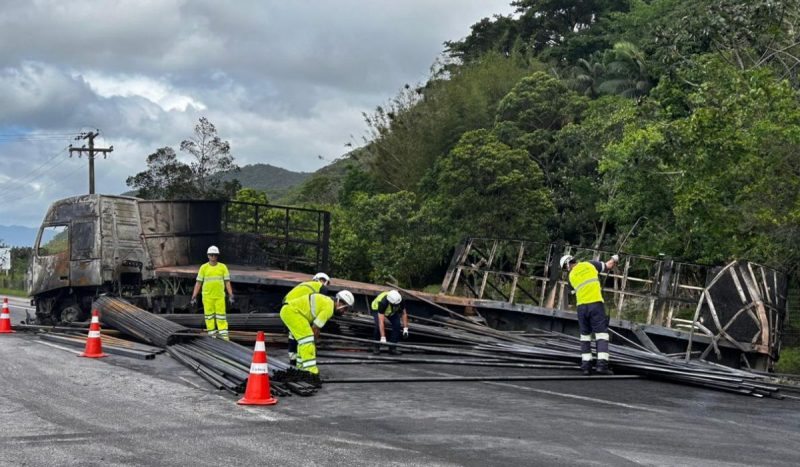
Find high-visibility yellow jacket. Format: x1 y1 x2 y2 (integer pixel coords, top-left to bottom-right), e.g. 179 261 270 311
286 293 334 329
371 291 401 317
283 280 324 304
196 262 230 299
568 260 604 305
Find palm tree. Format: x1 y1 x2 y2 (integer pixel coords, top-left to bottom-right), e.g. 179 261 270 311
598 41 652 98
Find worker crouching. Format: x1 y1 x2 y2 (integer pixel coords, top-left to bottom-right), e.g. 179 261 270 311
560 253 619 375
280 290 354 379
370 290 409 355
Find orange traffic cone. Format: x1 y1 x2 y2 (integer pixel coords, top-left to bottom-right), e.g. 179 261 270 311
238 331 277 406
0 297 14 334
79 309 107 358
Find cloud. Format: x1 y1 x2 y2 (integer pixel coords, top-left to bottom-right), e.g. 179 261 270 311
0 1 516 227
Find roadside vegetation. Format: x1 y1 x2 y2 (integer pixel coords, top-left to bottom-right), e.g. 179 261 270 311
124 1 800 370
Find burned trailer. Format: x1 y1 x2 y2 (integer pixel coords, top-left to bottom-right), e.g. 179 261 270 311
28 195 153 323
439 237 790 370
27 194 331 323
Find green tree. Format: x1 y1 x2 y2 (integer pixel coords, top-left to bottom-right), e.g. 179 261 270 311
330 191 442 285
127 118 240 200
364 51 543 193
597 41 652 98
423 129 555 245
180 117 238 195
494 72 588 186
601 56 800 271
125 147 196 199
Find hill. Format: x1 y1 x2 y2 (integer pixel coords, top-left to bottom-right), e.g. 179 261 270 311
122 163 312 200
278 148 370 205
216 163 312 200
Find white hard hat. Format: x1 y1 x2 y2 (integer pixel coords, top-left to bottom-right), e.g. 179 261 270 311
559 254 574 269
313 272 331 283
207 245 220 255
387 290 402 305
335 290 354 307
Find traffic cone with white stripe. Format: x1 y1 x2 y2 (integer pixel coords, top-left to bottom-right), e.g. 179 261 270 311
238 331 277 406
0 297 14 334
79 309 107 358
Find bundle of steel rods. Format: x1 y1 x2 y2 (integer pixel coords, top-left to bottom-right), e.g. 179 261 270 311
160 313 285 332
94 296 193 347
167 337 315 397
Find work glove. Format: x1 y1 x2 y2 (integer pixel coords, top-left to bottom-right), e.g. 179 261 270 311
611 254 620 262
228 295 235 305
190 297 197 307
402 327 409 339
380 336 387 344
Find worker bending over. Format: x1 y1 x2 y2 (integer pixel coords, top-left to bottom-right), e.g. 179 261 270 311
191 246 235 340
370 290 409 355
283 272 331 365
283 272 330 304
280 290 354 377
560 253 619 375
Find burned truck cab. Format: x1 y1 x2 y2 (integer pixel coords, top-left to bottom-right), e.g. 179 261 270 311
28 194 154 323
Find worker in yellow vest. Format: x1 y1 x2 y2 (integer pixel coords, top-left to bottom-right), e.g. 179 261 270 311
280 290 354 379
190 246 234 340
560 253 619 375
283 272 331 366
370 290 409 355
283 273 330 304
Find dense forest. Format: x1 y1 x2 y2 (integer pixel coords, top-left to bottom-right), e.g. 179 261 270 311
127 1 800 291
286 0 800 289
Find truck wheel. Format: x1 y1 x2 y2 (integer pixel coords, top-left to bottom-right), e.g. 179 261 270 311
60 305 84 324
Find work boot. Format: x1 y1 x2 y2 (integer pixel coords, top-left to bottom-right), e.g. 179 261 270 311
580 362 592 376
595 362 614 375
307 372 323 389
389 347 402 356
372 344 381 355
289 359 297 368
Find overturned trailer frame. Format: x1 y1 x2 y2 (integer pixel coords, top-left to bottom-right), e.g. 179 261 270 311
439 237 789 370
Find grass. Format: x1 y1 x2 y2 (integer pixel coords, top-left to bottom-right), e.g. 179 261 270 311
0 287 28 298
776 347 800 375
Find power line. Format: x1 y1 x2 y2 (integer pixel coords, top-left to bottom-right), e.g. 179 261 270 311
0 145 70 194
0 157 89 206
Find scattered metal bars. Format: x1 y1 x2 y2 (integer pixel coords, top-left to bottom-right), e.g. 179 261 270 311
325 313 794 398
38 332 163 360
167 336 315 397
94 296 192 347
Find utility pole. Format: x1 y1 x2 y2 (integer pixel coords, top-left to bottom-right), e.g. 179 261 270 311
69 130 113 195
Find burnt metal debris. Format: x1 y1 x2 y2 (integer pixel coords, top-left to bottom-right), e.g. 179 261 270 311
28 194 331 323
440 237 789 369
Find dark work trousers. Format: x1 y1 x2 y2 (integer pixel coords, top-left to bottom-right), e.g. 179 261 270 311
577 302 610 364
372 311 401 345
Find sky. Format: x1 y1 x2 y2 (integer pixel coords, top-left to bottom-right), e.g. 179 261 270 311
0 0 515 228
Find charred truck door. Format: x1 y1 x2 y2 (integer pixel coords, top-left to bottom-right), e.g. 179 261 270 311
32 224 71 293
70 220 100 287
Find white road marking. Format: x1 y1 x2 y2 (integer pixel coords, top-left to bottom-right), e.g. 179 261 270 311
178 376 203 390
35 340 82 355
486 381 666 414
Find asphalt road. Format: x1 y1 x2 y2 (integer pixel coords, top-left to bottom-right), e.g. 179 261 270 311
2 296 800 466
